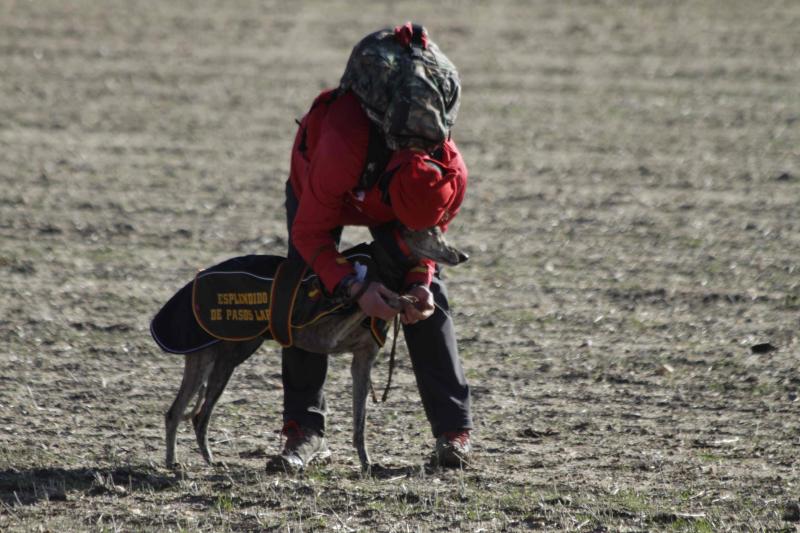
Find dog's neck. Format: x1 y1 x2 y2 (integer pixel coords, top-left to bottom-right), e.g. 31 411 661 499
368 240 410 293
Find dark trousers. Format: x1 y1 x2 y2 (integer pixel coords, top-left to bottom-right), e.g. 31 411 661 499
281 182 472 437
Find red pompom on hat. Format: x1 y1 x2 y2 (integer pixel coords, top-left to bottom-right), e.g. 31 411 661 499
389 151 456 230
393 22 428 49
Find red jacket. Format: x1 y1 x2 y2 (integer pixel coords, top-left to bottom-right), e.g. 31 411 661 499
288 89 468 293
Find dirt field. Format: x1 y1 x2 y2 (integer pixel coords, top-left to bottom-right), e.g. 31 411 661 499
2 0 799 531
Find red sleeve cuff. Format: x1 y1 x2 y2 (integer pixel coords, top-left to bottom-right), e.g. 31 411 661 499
403 260 434 289
310 247 356 293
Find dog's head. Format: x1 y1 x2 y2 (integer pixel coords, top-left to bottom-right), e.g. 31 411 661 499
400 226 468 266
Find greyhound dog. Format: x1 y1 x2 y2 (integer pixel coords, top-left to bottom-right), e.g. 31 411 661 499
163 226 467 471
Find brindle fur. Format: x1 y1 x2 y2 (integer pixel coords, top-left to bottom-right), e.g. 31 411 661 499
164 228 465 471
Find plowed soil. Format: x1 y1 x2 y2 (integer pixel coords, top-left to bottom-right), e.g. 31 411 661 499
2 1 799 531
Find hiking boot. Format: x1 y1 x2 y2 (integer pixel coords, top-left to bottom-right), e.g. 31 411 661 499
435 429 472 467
275 421 331 472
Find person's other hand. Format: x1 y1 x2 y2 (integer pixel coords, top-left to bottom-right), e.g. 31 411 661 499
400 285 435 325
350 282 400 321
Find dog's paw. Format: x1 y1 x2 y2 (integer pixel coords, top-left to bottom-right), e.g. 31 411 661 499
360 461 390 478
168 461 190 479
210 459 229 471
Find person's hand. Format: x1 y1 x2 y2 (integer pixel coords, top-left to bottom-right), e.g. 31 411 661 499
350 281 400 321
400 285 435 325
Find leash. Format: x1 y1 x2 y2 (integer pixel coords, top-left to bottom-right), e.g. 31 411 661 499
382 315 399 402
370 314 400 404
368 294 419 403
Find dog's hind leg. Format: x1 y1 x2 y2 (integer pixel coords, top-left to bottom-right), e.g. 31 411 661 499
351 344 379 473
165 348 216 468
192 357 234 466
184 383 207 421
192 338 263 465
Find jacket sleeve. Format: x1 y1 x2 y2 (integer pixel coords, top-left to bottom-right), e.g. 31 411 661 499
403 258 435 288
291 123 365 293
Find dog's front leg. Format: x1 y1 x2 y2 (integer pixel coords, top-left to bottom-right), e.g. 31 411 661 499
351 345 378 473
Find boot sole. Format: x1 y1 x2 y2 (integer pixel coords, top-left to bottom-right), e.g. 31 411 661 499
271 448 332 473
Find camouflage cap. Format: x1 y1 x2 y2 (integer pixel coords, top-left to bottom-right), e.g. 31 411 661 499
340 23 461 151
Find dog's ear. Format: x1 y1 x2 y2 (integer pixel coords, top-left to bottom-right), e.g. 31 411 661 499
401 226 468 266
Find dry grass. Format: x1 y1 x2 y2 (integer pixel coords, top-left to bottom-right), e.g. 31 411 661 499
2 0 800 531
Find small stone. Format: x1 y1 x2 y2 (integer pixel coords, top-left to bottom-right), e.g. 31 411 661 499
518 427 559 439
656 364 674 375
775 172 796 182
750 343 777 354
782 500 800 522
